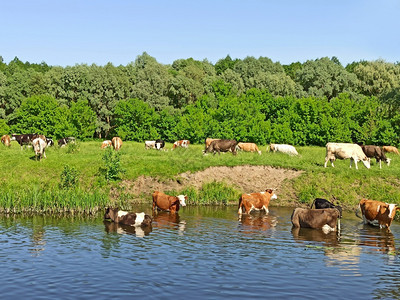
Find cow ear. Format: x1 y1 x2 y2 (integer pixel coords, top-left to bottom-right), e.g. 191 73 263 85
185 195 188 201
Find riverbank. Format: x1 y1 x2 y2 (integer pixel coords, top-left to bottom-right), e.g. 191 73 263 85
1 141 400 213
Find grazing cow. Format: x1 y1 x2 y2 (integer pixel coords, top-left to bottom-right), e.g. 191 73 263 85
361 145 390 169
269 144 298 155
101 140 112 149
237 142 261 155
145 140 156 149
155 139 165 150
104 207 152 227
152 191 187 213
111 137 122 151
172 140 190 149
32 137 47 161
204 139 238 155
58 137 75 147
11 134 36 149
291 208 341 233
324 142 371 169
205 138 220 150
46 137 54 147
311 198 342 218
357 198 399 229
238 189 278 215
1 135 11 147
382 146 400 155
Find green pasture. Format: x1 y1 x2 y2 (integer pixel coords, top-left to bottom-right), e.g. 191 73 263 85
1 140 400 213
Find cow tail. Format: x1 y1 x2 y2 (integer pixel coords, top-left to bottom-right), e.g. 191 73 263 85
355 203 362 219
238 195 243 214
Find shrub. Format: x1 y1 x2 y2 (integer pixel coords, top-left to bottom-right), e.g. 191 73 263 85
101 147 125 182
60 165 79 189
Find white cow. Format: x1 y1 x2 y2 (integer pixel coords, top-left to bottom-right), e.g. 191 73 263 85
324 142 370 169
145 140 156 149
269 144 298 156
32 137 47 161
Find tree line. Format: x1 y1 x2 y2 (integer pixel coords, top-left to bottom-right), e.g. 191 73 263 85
0 53 399 146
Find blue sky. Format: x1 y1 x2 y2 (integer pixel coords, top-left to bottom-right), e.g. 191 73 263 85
1 0 399 67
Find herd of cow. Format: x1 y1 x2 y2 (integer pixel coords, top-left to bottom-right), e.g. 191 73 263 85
104 188 399 236
2 134 399 233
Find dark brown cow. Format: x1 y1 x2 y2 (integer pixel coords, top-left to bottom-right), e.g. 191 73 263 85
152 191 187 213
291 208 340 233
204 139 238 155
238 189 277 214
104 207 152 227
1 135 11 147
361 145 390 169
358 198 399 229
12 134 40 149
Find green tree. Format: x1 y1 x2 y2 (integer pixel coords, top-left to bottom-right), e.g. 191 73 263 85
296 57 359 99
353 59 400 97
113 98 158 141
11 95 73 138
69 99 96 139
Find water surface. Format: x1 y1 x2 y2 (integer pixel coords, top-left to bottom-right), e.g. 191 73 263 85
0 206 399 299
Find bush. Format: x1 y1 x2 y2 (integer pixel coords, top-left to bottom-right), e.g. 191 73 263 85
101 147 125 182
60 165 79 189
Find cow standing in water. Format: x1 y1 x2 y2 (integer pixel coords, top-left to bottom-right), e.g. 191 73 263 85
152 191 187 213
357 198 399 229
104 208 152 227
291 208 341 233
238 189 277 215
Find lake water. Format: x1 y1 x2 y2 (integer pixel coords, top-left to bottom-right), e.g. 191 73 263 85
0 206 399 299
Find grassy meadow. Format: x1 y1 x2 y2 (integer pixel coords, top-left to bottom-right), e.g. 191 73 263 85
1 140 400 213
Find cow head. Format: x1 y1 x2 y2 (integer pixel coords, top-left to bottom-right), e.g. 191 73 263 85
265 189 278 200
104 207 119 221
176 195 187 207
361 157 371 169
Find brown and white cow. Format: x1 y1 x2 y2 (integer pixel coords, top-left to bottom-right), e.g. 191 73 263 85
237 142 261 155
104 207 152 227
101 140 112 149
238 189 278 215
324 142 370 169
361 145 390 169
382 146 400 155
357 198 399 229
291 208 341 233
172 140 190 149
32 137 47 161
152 191 187 213
1 135 11 147
112 137 122 151
204 139 238 155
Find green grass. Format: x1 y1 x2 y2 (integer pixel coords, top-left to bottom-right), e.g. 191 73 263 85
1 141 400 212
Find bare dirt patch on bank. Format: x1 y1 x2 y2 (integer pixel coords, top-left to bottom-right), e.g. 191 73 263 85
116 165 304 204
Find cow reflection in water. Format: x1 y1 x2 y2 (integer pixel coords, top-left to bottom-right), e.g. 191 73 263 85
238 213 277 233
152 212 186 235
358 225 396 254
292 227 340 247
104 221 152 238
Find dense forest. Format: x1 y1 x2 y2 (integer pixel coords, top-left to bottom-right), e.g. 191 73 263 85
1 53 399 146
